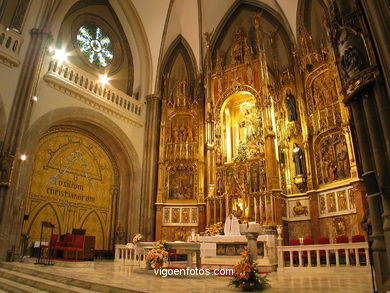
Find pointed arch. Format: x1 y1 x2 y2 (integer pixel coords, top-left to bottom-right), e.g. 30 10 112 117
26 202 62 237
80 210 105 249
157 34 198 94
209 0 295 60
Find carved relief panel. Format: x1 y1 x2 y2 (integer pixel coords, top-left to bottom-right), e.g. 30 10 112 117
315 132 351 185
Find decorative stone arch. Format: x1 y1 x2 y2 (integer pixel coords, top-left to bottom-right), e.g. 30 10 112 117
14 107 142 247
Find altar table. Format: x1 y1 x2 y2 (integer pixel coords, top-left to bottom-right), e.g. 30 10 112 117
137 242 202 268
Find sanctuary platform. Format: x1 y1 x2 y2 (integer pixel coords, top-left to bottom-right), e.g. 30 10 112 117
0 260 373 293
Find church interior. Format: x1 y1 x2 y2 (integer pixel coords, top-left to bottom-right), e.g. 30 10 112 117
0 0 389 292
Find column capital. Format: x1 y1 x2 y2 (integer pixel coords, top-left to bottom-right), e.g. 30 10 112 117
145 94 160 102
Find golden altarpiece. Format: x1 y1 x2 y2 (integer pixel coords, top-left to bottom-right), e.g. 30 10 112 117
155 7 367 242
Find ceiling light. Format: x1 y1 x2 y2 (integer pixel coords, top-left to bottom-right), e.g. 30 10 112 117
53 48 68 62
20 154 27 161
99 74 109 85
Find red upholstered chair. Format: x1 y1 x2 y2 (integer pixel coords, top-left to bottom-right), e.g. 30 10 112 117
65 235 85 261
318 237 330 264
335 235 349 264
40 234 58 258
302 238 316 265
54 234 73 258
284 239 300 265
350 235 367 265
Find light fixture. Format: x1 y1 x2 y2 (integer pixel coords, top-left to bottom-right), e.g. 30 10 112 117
31 96 38 102
5 27 10 31
20 154 27 161
98 74 109 86
53 48 68 63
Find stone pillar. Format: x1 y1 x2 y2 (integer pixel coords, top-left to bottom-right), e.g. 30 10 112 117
359 0 390 95
309 192 320 240
0 26 54 260
140 94 161 240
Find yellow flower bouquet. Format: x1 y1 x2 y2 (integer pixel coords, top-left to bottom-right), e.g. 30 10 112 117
205 222 224 236
146 239 170 267
230 246 269 291
132 233 143 244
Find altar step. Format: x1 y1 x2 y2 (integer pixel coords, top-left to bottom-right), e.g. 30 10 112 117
0 262 141 293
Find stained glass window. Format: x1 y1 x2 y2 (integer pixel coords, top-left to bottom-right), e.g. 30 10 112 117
77 25 113 67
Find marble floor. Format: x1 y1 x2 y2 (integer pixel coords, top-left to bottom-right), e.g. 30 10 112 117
8 261 374 293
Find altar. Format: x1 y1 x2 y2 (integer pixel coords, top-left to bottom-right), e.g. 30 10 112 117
198 234 277 268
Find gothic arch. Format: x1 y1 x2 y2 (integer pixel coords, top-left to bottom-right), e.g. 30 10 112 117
209 0 295 61
158 34 198 94
26 202 62 237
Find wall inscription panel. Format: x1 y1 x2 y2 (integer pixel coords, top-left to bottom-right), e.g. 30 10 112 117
24 128 117 250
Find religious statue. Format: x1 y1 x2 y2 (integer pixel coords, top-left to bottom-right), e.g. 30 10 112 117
285 89 298 121
292 143 305 175
224 214 240 236
251 167 260 192
240 108 255 144
172 124 179 143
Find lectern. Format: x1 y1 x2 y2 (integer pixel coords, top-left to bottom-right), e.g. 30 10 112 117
35 221 55 265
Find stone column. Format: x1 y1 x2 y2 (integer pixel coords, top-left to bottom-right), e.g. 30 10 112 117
140 94 161 240
359 0 390 95
0 25 54 260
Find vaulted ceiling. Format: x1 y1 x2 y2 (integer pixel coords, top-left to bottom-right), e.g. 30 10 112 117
127 0 299 93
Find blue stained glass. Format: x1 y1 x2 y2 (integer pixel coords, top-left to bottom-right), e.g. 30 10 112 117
77 25 113 67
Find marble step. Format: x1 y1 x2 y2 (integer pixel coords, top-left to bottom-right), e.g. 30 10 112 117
0 276 49 293
0 262 141 292
0 267 94 293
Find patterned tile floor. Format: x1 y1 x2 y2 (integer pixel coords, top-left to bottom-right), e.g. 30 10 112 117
9 261 374 293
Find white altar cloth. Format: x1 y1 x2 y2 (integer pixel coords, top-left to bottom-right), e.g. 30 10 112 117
200 242 216 257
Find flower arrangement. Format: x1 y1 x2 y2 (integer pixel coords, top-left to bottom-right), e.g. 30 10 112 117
230 246 269 291
132 233 143 244
146 239 170 267
205 222 224 236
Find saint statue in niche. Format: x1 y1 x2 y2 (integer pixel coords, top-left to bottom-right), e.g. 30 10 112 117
292 143 305 175
285 88 298 121
240 108 256 144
